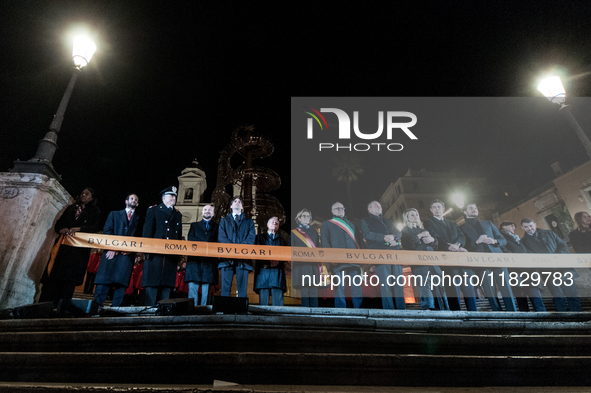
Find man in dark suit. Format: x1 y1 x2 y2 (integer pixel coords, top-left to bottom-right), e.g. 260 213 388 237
254 216 287 306
185 204 218 306
460 203 517 311
94 194 143 308
360 201 405 310
218 197 256 298
520 218 581 311
499 222 546 312
321 202 363 308
423 199 477 311
141 186 183 306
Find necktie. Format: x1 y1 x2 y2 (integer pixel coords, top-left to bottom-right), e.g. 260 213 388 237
127 211 133 221
206 221 210 230
234 215 239 222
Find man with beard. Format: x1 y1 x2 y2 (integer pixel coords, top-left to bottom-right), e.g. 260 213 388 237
141 186 183 306
321 202 363 308
185 204 218 306
94 194 143 308
360 201 405 310
423 199 477 311
218 197 256 298
460 203 517 311
520 218 581 311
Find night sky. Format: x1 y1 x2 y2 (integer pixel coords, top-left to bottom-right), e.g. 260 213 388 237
3 2 591 227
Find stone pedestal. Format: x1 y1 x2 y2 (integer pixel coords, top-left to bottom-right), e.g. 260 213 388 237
0 172 71 310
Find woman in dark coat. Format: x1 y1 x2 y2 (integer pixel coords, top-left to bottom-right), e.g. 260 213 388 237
401 208 449 311
569 211 591 253
290 209 320 307
39 188 101 308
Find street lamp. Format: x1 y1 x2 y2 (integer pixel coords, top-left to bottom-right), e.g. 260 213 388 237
537 75 591 160
12 36 96 180
451 193 465 210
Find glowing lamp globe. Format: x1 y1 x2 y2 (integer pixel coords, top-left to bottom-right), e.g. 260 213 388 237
451 193 465 209
537 76 566 105
72 36 96 68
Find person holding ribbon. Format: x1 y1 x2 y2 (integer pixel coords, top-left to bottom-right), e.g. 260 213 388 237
401 208 449 311
141 186 183 306
218 197 256 298
521 217 581 312
254 216 287 306
94 194 143 308
321 202 363 308
290 209 320 307
361 201 406 310
185 204 219 306
39 188 101 309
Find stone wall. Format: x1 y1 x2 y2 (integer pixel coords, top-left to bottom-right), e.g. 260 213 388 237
0 173 71 309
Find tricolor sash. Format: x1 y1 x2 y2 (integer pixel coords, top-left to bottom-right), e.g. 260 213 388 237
292 228 316 248
329 218 359 249
291 228 328 286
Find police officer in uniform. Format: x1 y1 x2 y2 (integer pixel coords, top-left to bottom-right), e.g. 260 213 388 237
141 186 183 306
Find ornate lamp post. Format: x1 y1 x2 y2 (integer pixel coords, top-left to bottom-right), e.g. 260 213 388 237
12 36 96 180
537 75 591 160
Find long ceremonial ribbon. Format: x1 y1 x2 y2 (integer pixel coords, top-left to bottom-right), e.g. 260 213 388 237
61 232 591 268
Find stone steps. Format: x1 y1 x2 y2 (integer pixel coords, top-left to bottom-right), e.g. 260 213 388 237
1 299 591 386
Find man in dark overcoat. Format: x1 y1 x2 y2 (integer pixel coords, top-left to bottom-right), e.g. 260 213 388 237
94 194 142 308
360 201 405 310
499 221 546 312
218 197 256 298
254 216 287 306
141 186 183 306
520 218 581 311
423 199 477 311
185 204 218 306
39 188 101 308
321 201 363 308
460 203 517 311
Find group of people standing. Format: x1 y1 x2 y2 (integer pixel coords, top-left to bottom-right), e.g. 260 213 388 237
39 186 287 310
39 185 588 313
292 199 586 312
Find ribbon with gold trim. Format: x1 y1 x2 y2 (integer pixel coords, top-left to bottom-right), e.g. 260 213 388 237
61 232 591 268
